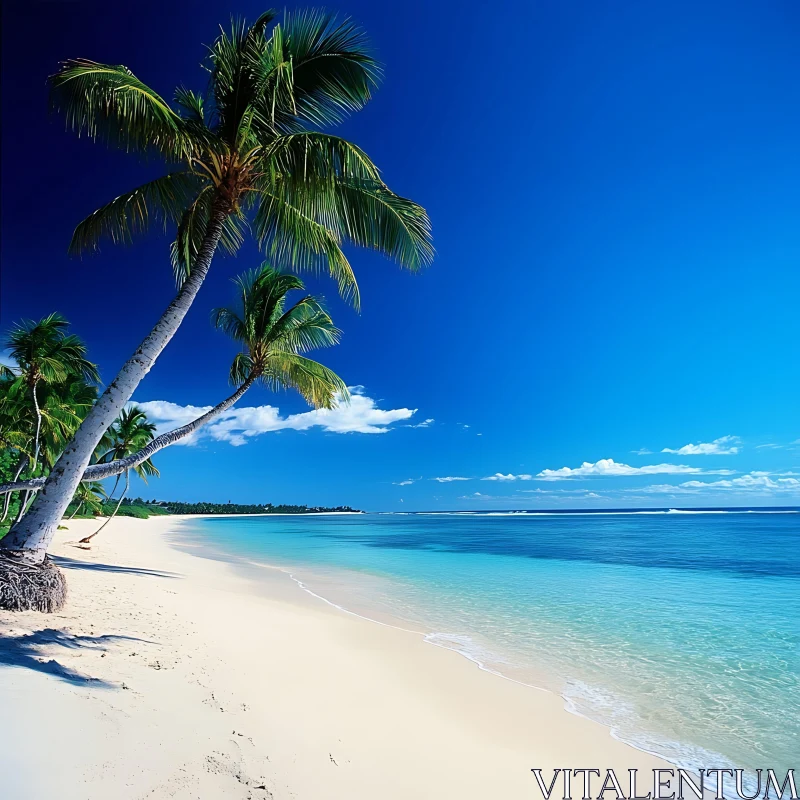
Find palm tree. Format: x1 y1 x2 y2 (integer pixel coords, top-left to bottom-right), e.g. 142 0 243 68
0 321 98 525
89 262 348 470
1 11 431 583
0 264 346 497
67 482 107 520
78 407 158 544
2 314 98 481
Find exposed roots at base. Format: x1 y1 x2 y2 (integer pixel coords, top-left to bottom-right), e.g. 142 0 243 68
0 555 67 613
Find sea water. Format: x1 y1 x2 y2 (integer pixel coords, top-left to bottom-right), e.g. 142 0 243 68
180 510 800 778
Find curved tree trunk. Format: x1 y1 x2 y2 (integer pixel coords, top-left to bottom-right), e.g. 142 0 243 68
79 471 129 544
0 207 228 564
31 382 42 472
0 454 28 523
15 383 42 525
0 374 256 497
105 473 122 504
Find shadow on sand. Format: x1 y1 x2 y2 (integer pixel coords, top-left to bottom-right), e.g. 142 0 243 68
53 554 180 579
0 628 149 687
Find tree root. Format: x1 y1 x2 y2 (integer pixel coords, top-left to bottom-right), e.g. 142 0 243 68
0 555 67 613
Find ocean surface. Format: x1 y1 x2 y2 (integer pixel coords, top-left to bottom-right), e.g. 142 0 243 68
180 509 799 778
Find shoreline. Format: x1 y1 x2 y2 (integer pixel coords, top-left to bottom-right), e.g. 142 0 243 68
172 518 728 779
1 515 672 799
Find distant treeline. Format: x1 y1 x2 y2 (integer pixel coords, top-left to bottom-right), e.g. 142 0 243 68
129 498 361 516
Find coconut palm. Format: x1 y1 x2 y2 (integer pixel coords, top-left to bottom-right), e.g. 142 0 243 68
2 314 98 479
78 407 158 544
67 482 107 520
0 325 98 526
2 11 431 590
0 265 346 498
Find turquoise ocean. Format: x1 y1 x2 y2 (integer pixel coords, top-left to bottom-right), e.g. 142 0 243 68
179 509 799 779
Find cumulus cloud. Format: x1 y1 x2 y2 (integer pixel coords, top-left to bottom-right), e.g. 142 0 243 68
638 472 800 494
482 473 533 481
661 435 740 455
136 388 417 447
535 458 735 481
432 476 470 483
406 418 434 429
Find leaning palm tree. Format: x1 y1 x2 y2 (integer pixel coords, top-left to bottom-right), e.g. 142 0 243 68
78 408 158 544
67 482 107 520
1 11 431 606
0 264 346 497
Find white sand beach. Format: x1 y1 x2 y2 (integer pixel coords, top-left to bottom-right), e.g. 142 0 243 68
0 516 671 799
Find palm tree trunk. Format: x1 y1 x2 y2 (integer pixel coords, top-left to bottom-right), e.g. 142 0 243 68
0 207 228 564
31 381 42 472
105 474 122 504
1 454 28 523
0 374 256 496
79 472 128 544
83 373 257 481
16 383 43 523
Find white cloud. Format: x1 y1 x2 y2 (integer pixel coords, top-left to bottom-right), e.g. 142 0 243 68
406 418 434 429
136 388 417 447
482 473 533 481
393 477 420 486
638 472 800 495
755 443 783 450
432 476 470 483
535 458 733 481
632 448 653 456
661 435 740 455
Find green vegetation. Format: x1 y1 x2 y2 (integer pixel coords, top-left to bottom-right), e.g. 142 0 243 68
64 498 359 518
78 407 159 543
4 9 431 575
0 315 100 538
158 500 361 515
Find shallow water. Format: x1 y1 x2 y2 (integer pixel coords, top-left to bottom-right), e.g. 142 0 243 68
181 510 800 778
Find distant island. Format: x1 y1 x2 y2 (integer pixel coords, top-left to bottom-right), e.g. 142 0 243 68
162 500 363 515
67 497 363 521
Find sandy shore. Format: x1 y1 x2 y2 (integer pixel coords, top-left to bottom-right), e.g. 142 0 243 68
0 516 671 799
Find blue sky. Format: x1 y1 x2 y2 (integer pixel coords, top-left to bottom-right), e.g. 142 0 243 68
2 0 800 510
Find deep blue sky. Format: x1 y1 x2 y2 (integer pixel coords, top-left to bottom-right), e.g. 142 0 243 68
2 0 799 510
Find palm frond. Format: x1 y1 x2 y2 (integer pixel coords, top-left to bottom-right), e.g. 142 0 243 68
174 87 206 123
262 352 348 409
266 296 341 353
49 59 187 156
265 132 381 190
211 306 248 344
278 10 381 129
229 352 255 385
253 189 359 308
70 172 201 255
134 458 159 481
334 180 433 271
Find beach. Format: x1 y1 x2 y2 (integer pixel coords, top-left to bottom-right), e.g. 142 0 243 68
0 515 671 799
